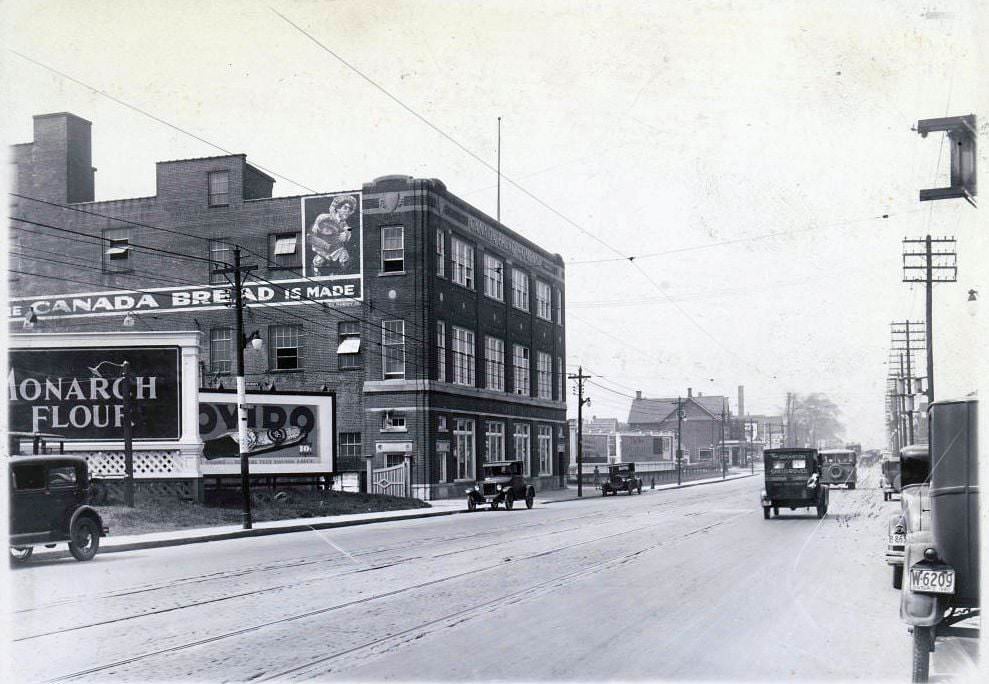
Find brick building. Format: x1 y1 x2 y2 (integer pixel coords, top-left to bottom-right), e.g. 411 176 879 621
9 112 568 499
627 388 734 464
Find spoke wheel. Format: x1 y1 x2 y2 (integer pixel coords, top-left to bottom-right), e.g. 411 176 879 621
505 491 515 510
525 490 534 509
9 547 33 562
467 497 476 512
763 507 770 520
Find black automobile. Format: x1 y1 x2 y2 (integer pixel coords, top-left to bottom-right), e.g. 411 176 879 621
760 448 829 519
819 448 858 489
8 453 108 562
466 460 536 511
600 463 643 496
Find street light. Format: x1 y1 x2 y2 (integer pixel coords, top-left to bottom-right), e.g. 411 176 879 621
967 289 979 317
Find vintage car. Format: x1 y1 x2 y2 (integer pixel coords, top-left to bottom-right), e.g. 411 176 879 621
886 444 931 589
881 453 901 501
819 448 857 489
899 399 979 682
8 453 108 562
760 448 828 519
600 463 643 496
466 460 536 511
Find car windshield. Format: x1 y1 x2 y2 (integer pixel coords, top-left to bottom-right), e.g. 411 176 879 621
483 465 511 477
770 456 808 470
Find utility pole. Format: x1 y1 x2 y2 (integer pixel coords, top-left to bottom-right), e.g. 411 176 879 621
568 367 591 497
675 397 684 486
902 235 957 406
121 361 134 507
722 402 729 479
215 247 259 530
890 319 925 447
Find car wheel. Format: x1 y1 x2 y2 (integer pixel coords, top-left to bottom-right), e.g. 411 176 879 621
9 547 33 562
525 490 534 509
773 506 779 517
491 501 499 511
467 497 477 512
637 483 643 494
848 483 855 490
763 507 770 520
893 564 903 590
912 625 933 682
69 517 100 561
505 491 515 510
816 504 826 519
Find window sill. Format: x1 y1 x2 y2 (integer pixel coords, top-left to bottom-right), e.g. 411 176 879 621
381 427 408 433
268 368 304 374
378 271 407 277
483 294 505 304
512 306 530 314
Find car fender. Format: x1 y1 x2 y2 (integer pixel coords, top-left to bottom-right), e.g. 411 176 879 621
899 543 944 627
69 505 105 537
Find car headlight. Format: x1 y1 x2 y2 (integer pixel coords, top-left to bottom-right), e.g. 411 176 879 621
496 485 503 492
760 490 767 498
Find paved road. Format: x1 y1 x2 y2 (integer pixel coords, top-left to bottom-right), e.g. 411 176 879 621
4 465 979 681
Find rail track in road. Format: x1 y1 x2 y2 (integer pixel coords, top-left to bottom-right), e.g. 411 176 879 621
46 504 749 682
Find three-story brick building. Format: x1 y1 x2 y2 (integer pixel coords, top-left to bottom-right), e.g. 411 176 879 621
9 112 568 499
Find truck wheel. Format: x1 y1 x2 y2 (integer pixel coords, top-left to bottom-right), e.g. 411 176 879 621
848 483 855 490
893 565 903 590
911 625 933 682
505 491 515 510
763 507 770 520
491 501 499 511
816 503 827 519
637 482 643 494
69 517 100 561
467 497 476 512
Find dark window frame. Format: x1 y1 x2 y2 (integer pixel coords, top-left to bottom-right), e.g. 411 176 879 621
208 170 230 207
269 324 303 371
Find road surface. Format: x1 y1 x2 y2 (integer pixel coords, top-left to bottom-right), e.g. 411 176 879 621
5 465 980 681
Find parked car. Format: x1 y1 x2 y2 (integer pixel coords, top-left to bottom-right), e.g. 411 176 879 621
600 463 642 496
466 460 535 511
881 453 901 501
8 453 108 562
899 398 979 682
819 448 857 489
760 448 828 519
886 444 931 589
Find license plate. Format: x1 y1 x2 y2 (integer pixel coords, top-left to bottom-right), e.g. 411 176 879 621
888 533 905 545
909 565 955 594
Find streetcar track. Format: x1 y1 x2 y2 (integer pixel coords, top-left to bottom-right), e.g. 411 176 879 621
46 511 745 682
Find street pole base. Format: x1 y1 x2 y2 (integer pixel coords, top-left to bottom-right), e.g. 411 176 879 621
242 514 253 530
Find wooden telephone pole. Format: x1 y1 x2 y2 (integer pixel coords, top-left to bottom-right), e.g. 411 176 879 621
568 367 592 497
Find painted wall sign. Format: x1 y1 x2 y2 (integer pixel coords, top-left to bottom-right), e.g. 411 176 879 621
301 192 364 280
7 347 182 440
198 391 334 474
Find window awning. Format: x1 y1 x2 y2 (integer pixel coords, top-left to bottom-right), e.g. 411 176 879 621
273 236 298 255
337 337 361 354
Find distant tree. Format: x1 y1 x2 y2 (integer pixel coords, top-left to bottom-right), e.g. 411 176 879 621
787 393 844 447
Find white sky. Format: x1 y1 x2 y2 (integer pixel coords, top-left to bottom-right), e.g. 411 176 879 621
2 0 986 448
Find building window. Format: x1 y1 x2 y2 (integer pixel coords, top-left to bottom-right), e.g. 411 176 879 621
483 254 503 301
451 236 474 289
454 418 475 480
513 344 530 396
512 269 529 311
437 320 447 382
270 325 302 370
514 423 531 477
337 321 361 370
554 287 563 325
102 227 131 273
435 229 445 278
486 422 505 462
383 412 407 431
535 280 552 320
538 425 553 475
381 226 405 273
209 239 233 284
269 232 302 269
382 320 405 379
484 336 505 392
209 327 233 375
208 170 229 207
452 326 475 386
536 351 552 399
339 432 362 463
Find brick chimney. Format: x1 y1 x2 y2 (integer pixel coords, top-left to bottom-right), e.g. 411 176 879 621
635 390 642 400
738 385 745 417
23 113 95 204
687 387 693 399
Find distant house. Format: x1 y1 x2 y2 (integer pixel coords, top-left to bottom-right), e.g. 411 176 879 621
627 388 733 464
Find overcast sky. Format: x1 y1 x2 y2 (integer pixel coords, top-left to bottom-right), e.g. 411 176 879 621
3 0 985 448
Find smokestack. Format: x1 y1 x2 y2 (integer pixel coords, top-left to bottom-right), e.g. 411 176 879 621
635 390 642 400
738 385 745 417
687 387 693 399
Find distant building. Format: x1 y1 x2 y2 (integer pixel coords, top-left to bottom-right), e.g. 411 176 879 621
627 387 732 463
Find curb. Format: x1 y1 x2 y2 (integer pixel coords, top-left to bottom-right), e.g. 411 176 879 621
25 472 758 559
540 472 757 505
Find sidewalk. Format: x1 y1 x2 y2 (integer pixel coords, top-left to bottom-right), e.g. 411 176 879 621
29 469 757 559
